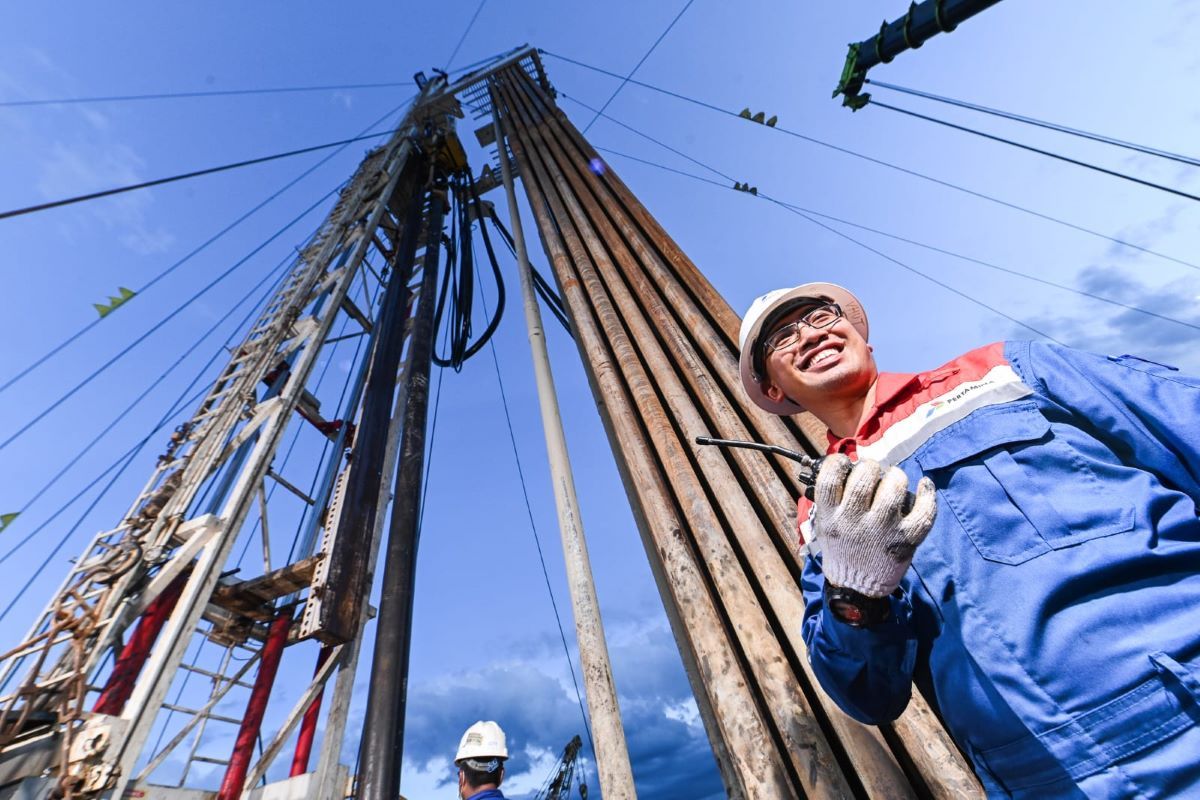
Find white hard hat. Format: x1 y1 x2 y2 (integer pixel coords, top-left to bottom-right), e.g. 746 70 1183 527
455 720 508 763
738 282 868 415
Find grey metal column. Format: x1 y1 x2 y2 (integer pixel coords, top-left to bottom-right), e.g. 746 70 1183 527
356 164 447 800
490 79 637 800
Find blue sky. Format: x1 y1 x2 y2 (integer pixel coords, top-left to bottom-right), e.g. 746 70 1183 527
2 2 1199 798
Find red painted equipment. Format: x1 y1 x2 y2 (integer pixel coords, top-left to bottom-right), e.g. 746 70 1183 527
217 610 292 800
290 645 333 776
92 572 188 716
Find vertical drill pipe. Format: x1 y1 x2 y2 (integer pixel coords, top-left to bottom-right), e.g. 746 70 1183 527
489 82 638 800
312 259 430 797
495 74 796 799
289 645 333 777
507 72 917 797
91 571 188 716
499 74 852 799
317 157 427 643
216 610 292 800
356 173 446 800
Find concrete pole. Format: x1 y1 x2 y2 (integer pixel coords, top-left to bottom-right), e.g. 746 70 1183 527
490 82 637 800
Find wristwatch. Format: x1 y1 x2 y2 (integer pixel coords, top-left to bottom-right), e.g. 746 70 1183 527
824 583 892 628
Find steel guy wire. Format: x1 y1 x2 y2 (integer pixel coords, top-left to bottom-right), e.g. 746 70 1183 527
594 146 1200 333
0 183 342 453
864 79 1200 169
0 81 414 108
0 256 294 554
542 50 1200 273
0 253 291 573
580 0 695 135
562 93 1065 344
444 0 491 71
0 131 398 221
0 96 415 396
868 99 1200 204
0 377 211 624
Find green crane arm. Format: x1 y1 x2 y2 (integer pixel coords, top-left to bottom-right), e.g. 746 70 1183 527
835 0 1003 109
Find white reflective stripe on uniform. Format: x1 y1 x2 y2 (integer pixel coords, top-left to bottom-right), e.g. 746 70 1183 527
857 365 1033 468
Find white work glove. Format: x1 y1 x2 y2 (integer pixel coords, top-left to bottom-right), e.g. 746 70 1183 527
812 454 937 598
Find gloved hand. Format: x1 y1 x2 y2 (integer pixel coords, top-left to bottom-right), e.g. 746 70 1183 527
812 454 937 598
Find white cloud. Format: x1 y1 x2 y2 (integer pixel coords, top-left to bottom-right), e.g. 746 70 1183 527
662 697 701 728
35 140 175 255
2 47 175 256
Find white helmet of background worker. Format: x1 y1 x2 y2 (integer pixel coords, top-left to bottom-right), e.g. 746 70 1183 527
738 282 869 415
455 720 508 767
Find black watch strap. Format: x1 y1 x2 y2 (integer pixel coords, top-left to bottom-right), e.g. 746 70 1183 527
824 583 892 628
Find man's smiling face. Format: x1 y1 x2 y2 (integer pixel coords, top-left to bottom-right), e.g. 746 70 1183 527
761 301 877 416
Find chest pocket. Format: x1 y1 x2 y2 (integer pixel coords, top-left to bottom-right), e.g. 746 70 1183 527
914 401 1135 565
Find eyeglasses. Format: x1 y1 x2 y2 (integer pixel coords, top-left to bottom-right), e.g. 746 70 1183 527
762 303 844 354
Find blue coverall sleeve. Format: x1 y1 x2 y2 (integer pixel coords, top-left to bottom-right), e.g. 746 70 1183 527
1019 342 1200 500
800 552 920 724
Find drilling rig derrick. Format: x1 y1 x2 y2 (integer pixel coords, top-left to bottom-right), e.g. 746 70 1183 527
0 51 534 800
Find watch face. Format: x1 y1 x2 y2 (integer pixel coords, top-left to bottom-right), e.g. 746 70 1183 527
830 598 865 625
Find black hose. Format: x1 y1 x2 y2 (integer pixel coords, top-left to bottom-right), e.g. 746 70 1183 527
432 170 507 369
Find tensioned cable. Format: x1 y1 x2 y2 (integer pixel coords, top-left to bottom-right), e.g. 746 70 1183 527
0 131 393 221
449 50 510 77
0 81 414 108
596 146 1200 333
444 0 491 71
580 0 695 135
865 80 1200 169
0 383 204 623
0 256 291 572
0 96 415 397
0 256 293 555
0 265 284 697
0 184 342 453
0 388 205 574
869 99 1200 204
563 93 1065 344
541 50 1200 272
489 211 573 336
473 263 599 786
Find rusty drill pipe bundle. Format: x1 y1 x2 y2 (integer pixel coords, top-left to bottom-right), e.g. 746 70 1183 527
491 65 982 800
498 72 920 797
496 73 849 799
503 71 980 797
519 79 981 799
494 76 800 799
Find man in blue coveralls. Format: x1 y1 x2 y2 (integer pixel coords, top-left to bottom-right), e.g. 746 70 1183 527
738 282 1200 798
454 720 509 800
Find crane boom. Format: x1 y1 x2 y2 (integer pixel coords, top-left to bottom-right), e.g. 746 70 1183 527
835 0 1004 108
534 735 585 800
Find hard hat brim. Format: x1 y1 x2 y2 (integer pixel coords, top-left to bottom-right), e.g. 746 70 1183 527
738 282 869 415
